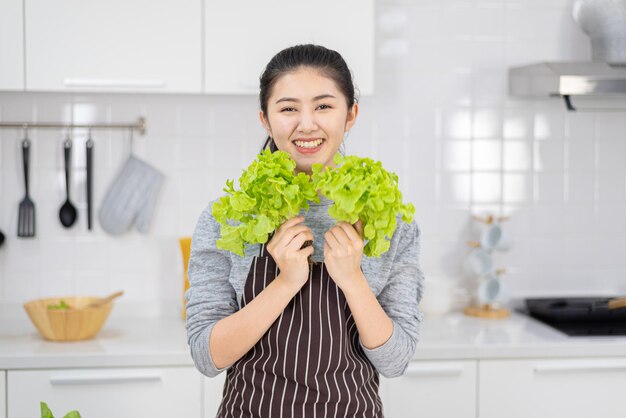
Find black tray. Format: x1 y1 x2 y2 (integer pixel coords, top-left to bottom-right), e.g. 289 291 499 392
523 297 626 336
525 297 626 322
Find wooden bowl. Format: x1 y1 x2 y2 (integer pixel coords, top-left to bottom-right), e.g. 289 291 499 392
23 296 114 342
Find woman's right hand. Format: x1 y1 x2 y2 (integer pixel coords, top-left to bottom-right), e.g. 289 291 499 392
266 215 314 290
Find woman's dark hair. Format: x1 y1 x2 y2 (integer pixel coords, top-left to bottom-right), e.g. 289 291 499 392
259 44 358 152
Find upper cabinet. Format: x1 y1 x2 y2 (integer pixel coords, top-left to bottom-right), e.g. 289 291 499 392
0 0 24 91
0 0 374 95
24 0 202 93
204 0 374 96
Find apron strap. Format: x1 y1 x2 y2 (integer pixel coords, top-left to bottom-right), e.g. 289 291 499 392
259 231 275 257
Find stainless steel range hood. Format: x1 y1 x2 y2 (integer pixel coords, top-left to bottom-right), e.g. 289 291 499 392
509 62 626 110
510 62 626 97
509 1 626 110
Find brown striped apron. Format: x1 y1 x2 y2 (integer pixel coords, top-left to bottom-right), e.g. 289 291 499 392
216 235 383 418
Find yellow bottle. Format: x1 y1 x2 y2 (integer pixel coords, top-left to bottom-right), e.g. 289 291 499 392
179 237 192 320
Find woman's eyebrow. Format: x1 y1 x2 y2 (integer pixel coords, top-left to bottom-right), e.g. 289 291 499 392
275 94 336 104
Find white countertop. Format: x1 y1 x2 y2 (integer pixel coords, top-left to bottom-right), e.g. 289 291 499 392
0 315 193 370
415 310 626 360
2 309 626 370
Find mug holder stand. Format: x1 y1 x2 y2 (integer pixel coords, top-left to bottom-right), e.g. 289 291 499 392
464 303 510 319
463 211 511 320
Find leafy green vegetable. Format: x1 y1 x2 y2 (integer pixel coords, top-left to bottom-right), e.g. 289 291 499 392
40 402 82 418
312 153 415 257
213 150 415 258
41 402 54 418
213 149 319 256
47 299 71 310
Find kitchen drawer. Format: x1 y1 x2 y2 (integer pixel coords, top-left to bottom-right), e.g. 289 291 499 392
0 370 5 418
8 366 202 418
479 357 626 418
379 360 477 418
0 0 23 90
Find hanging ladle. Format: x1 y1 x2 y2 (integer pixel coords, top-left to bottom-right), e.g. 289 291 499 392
59 134 78 228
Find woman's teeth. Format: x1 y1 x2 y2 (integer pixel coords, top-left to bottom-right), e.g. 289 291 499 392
294 139 323 148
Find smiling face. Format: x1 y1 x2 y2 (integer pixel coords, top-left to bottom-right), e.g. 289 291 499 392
260 66 358 175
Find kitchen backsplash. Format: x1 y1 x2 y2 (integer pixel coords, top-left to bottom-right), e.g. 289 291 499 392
1 0 626 314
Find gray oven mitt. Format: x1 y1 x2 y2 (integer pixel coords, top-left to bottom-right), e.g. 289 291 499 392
98 155 164 235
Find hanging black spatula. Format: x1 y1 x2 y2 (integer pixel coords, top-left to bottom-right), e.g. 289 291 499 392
17 137 36 237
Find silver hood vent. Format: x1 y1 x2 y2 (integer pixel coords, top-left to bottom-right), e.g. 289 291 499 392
510 62 626 97
508 1 626 111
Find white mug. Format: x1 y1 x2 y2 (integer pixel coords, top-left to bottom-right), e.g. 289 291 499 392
464 248 493 276
477 275 502 306
478 223 512 251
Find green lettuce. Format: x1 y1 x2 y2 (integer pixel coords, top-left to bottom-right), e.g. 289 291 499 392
47 299 71 310
312 153 415 257
212 149 319 256
213 150 415 258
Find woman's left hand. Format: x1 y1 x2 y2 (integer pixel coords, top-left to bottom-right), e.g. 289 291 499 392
324 220 366 291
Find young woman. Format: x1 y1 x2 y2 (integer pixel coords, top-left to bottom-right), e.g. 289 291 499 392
186 44 424 418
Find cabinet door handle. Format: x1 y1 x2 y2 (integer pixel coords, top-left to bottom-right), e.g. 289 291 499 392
404 364 463 377
50 372 162 385
63 78 165 88
533 361 626 374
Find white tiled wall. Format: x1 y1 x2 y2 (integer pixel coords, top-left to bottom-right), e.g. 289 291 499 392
1 0 626 314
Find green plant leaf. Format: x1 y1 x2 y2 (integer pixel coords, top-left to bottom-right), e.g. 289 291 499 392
40 401 82 418
41 402 55 418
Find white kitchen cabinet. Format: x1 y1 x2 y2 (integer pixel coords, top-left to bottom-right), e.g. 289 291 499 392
204 0 374 95
0 371 6 418
379 360 477 418
203 372 226 417
24 0 202 93
0 0 24 91
479 357 626 418
7 366 202 418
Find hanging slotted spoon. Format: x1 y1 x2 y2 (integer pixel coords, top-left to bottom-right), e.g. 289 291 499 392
17 137 36 237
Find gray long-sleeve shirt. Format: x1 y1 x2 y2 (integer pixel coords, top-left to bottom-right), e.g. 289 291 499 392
185 193 425 379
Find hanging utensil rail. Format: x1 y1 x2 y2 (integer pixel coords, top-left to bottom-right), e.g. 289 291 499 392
0 117 146 135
